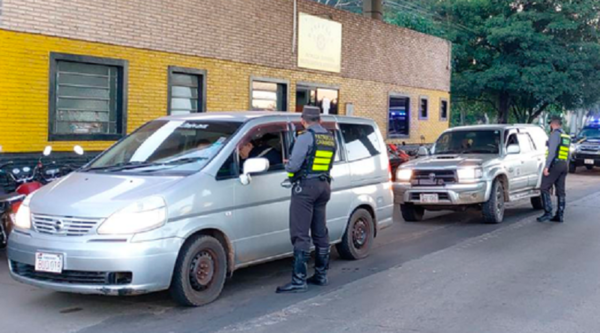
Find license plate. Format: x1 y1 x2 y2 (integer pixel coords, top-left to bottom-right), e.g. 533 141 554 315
585 159 595 165
420 193 439 204
35 252 63 274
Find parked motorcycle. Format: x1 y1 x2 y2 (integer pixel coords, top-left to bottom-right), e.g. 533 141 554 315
0 145 84 246
387 143 411 181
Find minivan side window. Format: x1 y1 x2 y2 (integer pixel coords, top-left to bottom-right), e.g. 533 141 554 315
339 123 381 162
290 122 343 162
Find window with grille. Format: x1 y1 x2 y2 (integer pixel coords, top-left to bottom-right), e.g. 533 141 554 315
49 53 127 141
251 79 288 111
168 67 206 115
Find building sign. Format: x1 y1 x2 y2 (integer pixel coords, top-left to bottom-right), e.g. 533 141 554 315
297 13 342 73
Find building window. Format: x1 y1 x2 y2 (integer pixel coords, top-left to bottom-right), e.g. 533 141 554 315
168 66 206 115
251 78 288 111
49 53 128 141
388 95 410 138
296 84 339 114
419 96 429 120
440 99 449 121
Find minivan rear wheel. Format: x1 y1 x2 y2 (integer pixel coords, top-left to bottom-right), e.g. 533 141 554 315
400 204 425 222
336 208 374 260
170 235 227 307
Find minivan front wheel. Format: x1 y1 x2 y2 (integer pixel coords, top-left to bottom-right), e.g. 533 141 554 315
170 235 227 307
336 208 374 260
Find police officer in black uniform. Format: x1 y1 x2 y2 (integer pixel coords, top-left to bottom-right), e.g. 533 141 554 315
537 116 572 223
276 106 336 294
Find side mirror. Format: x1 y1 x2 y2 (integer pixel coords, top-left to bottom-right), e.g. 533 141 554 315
239 158 270 185
73 145 85 155
417 146 430 157
507 144 520 155
43 145 53 156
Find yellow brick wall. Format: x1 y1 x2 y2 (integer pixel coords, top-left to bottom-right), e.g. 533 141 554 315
0 29 449 153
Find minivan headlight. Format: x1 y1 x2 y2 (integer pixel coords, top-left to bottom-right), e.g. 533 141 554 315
457 167 483 183
14 194 33 230
97 197 167 235
396 168 413 182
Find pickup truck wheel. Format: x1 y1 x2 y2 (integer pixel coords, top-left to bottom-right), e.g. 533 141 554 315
530 196 544 210
569 163 577 174
586 165 594 170
482 180 505 224
336 208 374 260
170 235 227 307
400 204 425 222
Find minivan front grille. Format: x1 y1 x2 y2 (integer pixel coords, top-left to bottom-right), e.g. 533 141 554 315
32 214 102 236
10 261 132 285
411 170 457 186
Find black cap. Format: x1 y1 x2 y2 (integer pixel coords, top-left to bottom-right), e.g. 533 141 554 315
548 116 563 125
302 106 321 119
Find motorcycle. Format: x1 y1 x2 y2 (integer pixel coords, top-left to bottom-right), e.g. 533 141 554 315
387 143 411 181
0 145 84 247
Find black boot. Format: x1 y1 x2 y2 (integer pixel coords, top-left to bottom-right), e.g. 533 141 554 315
551 196 566 223
537 192 553 222
307 247 330 286
276 250 309 294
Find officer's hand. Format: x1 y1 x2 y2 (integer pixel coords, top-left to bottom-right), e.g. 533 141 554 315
543 168 550 177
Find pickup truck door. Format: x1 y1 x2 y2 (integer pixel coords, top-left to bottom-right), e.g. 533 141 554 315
504 131 529 192
517 133 540 188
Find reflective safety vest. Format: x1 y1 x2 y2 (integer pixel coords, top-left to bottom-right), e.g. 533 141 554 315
288 128 336 181
545 132 572 161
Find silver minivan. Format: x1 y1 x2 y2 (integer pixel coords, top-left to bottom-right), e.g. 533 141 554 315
8 112 394 306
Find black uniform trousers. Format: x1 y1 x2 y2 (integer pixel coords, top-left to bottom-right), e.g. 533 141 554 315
541 161 568 197
289 178 331 252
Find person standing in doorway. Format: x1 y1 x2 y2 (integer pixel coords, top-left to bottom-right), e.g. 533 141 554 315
537 116 572 223
276 106 336 293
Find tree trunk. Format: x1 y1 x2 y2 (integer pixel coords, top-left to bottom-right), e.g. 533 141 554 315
498 92 510 124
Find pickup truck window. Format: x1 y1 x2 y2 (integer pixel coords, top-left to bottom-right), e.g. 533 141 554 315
435 130 501 155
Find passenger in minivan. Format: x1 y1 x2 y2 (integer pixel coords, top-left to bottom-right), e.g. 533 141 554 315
249 133 283 169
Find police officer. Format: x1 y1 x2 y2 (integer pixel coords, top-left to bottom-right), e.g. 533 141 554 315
276 106 336 294
537 116 572 223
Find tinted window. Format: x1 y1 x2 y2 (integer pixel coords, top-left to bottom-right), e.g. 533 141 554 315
291 122 342 162
435 130 501 155
389 96 410 137
339 123 381 161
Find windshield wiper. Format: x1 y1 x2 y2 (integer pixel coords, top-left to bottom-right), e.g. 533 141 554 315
85 157 209 173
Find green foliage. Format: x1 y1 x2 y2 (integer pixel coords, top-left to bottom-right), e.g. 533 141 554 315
388 0 600 124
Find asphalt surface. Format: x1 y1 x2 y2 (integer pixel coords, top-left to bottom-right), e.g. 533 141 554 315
1 170 599 333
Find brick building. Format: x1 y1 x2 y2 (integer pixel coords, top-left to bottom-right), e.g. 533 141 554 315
0 0 451 163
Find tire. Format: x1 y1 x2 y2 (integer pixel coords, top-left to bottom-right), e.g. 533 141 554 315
400 204 425 222
530 196 544 210
169 235 227 307
569 163 577 174
336 208 375 260
586 165 594 170
482 179 505 224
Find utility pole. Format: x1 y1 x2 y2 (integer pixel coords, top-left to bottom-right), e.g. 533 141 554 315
363 0 383 20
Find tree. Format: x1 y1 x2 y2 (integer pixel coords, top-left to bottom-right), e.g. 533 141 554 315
387 0 600 123
312 0 363 13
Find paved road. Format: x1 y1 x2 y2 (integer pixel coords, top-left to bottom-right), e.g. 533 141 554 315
1 170 599 333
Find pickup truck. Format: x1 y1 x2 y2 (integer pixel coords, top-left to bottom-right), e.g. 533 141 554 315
569 125 600 173
394 125 548 223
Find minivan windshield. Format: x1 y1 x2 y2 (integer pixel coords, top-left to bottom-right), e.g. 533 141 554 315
84 120 241 174
434 130 501 155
